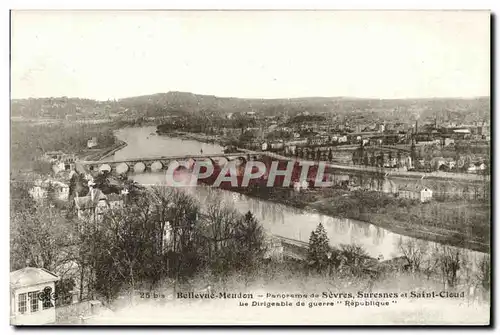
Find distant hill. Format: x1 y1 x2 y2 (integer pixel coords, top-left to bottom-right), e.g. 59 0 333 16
11 92 490 125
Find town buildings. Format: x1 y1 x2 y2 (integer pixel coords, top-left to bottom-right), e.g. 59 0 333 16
74 185 124 221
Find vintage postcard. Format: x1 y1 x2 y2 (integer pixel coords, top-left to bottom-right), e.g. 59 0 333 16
10 10 491 325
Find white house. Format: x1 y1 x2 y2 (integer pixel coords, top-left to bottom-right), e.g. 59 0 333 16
29 179 70 202
87 137 98 149
398 184 433 203
467 164 477 173
338 136 348 143
50 180 70 201
10 267 59 325
29 185 47 201
444 138 455 147
293 181 302 192
52 162 66 174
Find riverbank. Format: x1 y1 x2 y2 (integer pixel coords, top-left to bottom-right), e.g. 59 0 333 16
224 186 490 254
81 140 128 161
157 130 227 146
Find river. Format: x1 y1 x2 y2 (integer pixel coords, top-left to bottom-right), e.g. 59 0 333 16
113 126 486 263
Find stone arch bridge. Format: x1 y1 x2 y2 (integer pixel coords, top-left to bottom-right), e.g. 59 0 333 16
78 152 265 176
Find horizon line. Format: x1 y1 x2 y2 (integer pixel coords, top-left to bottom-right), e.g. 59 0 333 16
10 91 491 102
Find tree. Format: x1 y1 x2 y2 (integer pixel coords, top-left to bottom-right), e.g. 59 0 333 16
378 152 385 167
10 204 74 272
369 153 376 166
234 211 266 271
307 223 330 273
93 196 159 301
476 255 490 301
435 245 463 288
55 277 76 306
336 244 371 278
201 198 242 274
69 173 89 199
397 238 428 273
10 178 37 215
363 152 369 166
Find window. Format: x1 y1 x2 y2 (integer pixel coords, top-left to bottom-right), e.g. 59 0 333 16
18 293 27 314
28 291 40 313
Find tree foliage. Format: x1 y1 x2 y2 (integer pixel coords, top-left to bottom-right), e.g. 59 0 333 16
307 223 331 273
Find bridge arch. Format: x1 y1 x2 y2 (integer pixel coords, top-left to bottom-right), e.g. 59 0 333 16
99 164 112 173
151 161 163 172
116 162 129 174
133 162 146 173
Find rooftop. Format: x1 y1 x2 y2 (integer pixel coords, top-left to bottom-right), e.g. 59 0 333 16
399 183 432 192
10 267 60 289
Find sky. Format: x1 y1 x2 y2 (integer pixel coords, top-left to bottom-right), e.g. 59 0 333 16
11 10 490 100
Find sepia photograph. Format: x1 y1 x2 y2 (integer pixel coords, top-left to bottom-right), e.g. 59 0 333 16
9 9 491 326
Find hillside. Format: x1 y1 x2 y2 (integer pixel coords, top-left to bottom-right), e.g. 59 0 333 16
11 92 490 125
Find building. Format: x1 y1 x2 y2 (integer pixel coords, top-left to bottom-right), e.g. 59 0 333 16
29 185 48 201
50 180 70 201
270 141 285 150
338 135 348 143
292 180 309 192
87 137 98 149
399 156 413 170
10 267 59 325
308 135 329 146
29 179 70 202
43 151 77 174
381 179 398 194
74 186 124 221
467 162 487 173
444 138 455 147
398 184 433 203
430 157 447 171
